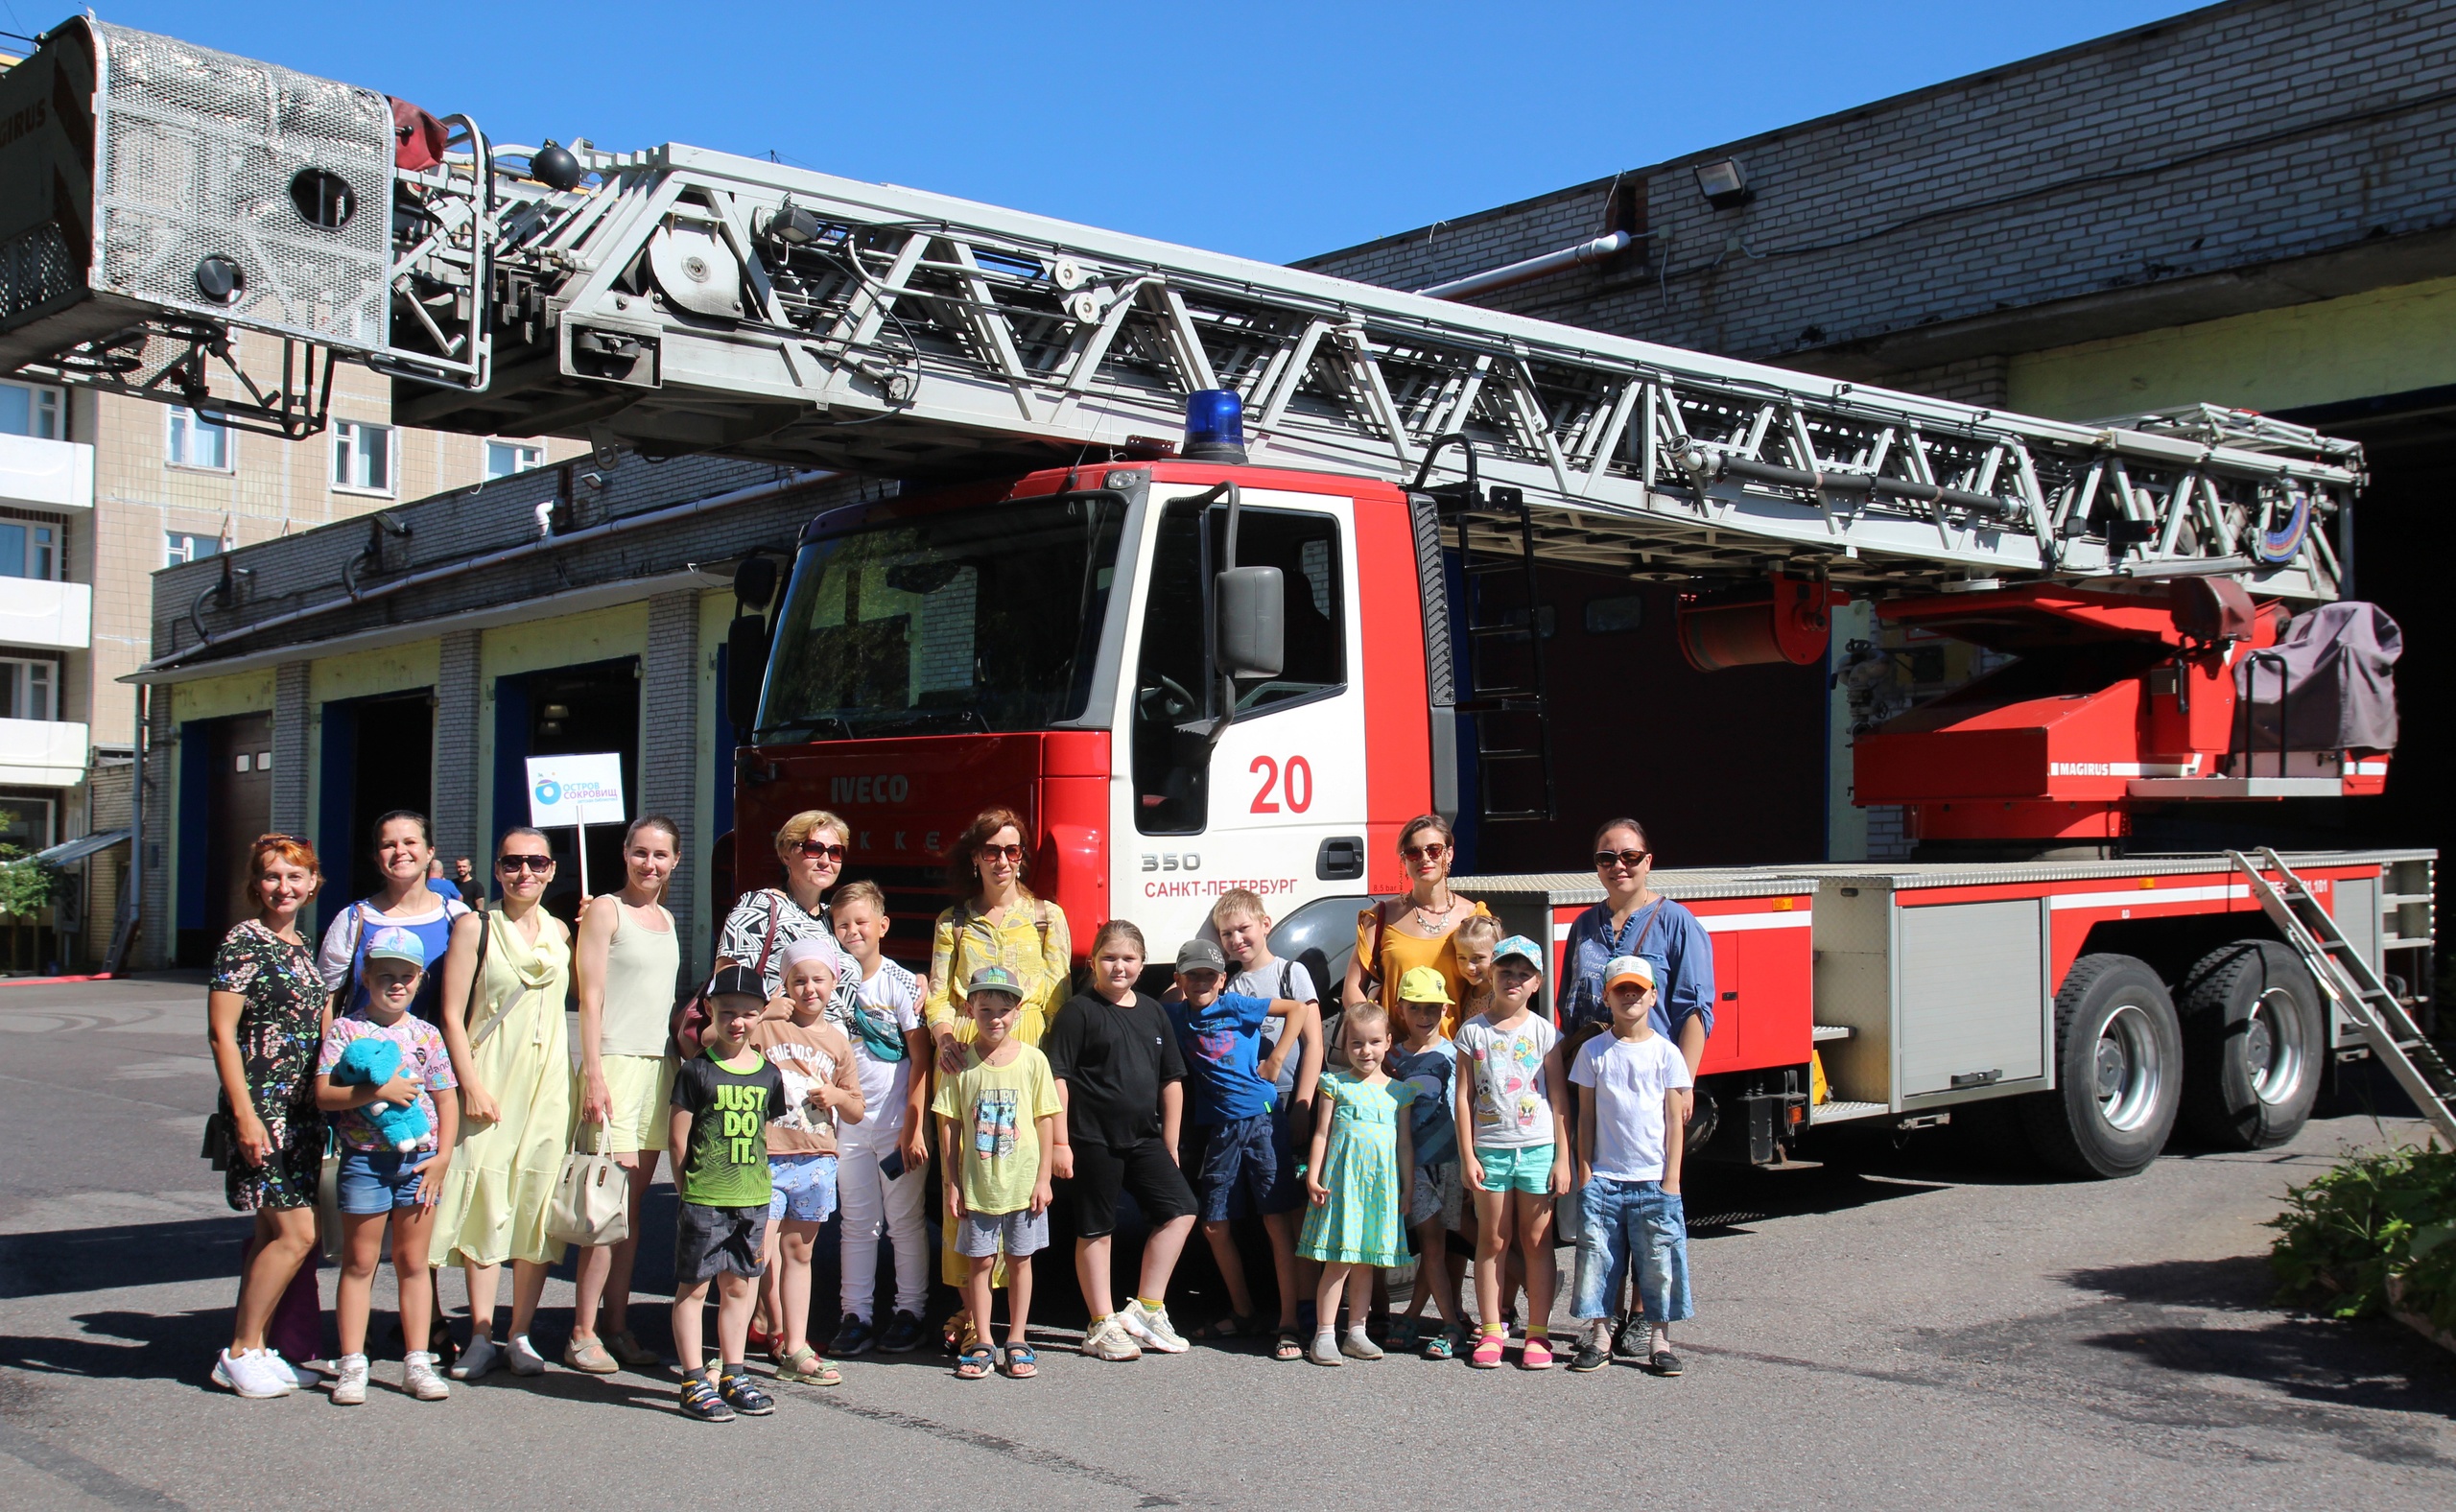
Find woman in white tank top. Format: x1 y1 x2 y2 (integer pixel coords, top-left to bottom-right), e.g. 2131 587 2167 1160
566 815 683 1372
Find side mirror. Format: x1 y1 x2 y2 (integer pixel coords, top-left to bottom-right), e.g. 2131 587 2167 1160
724 615 770 735
733 553 781 614
1216 566 1285 680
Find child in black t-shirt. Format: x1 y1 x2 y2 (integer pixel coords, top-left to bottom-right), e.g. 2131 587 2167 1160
1042 919 1199 1362
669 967 790 1423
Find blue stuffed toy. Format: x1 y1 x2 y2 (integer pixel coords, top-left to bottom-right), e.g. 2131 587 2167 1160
329 1037 431 1152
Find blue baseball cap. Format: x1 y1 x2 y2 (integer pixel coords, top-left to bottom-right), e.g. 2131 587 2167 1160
1493 933 1546 973
364 926 427 969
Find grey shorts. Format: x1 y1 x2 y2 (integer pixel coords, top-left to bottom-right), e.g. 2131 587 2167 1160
675 1201 770 1286
954 1205 1050 1259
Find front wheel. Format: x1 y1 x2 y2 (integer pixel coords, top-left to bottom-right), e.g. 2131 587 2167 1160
2178 939 2323 1150
2019 954 2183 1179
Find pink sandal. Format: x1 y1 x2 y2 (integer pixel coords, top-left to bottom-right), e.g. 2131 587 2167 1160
1520 1334 1555 1370
1469 1330 1507 1369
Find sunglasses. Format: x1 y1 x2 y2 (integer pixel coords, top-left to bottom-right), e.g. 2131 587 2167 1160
1594 849 1652 870
497 854 555 874
976 843 1025 862
1402 842 1449 862
797 840 847 862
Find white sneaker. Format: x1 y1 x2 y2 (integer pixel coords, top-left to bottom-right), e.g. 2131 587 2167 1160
1080 1315 1142 1361
451 1335 499 1381
329 1354 369 1406
1118 1300 1189 1354
505 1335 547 1376
402 1351 452 1401
264 1350 301 1389
213 1348 293 1399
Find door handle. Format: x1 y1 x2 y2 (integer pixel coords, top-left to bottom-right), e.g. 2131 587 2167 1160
1316 836 1364 881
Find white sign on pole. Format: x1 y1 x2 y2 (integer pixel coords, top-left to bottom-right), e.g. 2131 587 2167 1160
526 753 627 899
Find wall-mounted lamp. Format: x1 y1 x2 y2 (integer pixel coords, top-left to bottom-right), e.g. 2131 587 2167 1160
1693 157 1752 209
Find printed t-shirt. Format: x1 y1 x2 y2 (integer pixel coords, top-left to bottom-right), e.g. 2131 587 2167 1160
317 1010 458 1152
1043 989 1184 1148
1386 1035 1458 1167
750 1007 861 1156
1234 958 1315 1107
1166 991 1275 1125
1455 1011 1560 1149
1570 1030 1695 1182
849 959 924 1137
930 1043 1061 1217
672 1050 788 1207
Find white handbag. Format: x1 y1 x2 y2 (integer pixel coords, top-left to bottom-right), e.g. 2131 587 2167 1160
546 1125 629 1246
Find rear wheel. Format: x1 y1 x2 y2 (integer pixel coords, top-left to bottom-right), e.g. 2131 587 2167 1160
2178 939 2323 1150
2019 954 2183 1178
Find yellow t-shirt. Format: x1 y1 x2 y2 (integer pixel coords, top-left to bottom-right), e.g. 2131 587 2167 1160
923 899 1073 1048
1355 899 1493 1035
929 1042 1061 1217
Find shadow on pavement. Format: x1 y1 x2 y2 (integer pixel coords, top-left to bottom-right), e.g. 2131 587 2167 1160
0 1217 251 1300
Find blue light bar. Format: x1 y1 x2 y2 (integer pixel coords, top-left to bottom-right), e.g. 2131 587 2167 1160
1183 389 1246 462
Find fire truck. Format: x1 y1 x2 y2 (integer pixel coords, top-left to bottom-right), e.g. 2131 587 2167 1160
2 19 2446 1174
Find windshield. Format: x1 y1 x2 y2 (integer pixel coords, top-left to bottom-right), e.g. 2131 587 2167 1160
756 492 1128 740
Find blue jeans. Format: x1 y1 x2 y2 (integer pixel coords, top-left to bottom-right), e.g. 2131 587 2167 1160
1571 1178 1692 1324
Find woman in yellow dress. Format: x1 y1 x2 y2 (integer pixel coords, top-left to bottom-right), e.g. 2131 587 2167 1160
432 825 574 1379
1342 814 1491 1034
921 807 1073 1347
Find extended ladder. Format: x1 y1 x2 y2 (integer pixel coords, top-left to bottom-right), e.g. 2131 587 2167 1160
2232 848 2456 1145
0 19 2360 601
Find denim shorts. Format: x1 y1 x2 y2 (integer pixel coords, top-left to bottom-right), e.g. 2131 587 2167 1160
768 1152 839 1224
1571 1178 1693 1325
1473 1141 1557 1195
1193 1112 1302 1222
335 1147 437 1215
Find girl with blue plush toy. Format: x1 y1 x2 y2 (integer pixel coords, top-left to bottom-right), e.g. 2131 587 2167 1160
317 927 460 1405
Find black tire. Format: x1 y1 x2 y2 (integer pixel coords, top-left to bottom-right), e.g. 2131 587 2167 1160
2019 954 2183 1179
2178 939 2324 1150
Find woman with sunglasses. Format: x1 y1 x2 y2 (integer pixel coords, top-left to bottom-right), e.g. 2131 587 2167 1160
431 827 576 1380
316 810 471 1025
920 807 1073 1356
1559 818 1713 1083
715 809 860 1023
1341 815 1491 1034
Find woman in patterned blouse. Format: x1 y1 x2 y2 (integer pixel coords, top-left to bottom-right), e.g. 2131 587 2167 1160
205 834 347 1397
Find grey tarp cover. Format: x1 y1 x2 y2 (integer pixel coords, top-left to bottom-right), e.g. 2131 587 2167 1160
2234 601 2401 753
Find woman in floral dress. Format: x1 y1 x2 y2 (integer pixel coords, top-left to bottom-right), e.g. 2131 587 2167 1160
204 834 341 1397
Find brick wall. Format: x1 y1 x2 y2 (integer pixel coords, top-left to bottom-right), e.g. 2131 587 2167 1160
433 630 483 863
641 591 701 948
1298 0 2456 388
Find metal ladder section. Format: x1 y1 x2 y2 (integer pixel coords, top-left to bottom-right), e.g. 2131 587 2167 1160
1453 486 1556 823
2232 848 2456 1145
0 23 2361 600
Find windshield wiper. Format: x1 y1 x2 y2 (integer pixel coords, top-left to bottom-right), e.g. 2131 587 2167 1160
754 714 853 743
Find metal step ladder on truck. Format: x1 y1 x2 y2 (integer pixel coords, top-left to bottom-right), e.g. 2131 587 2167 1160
0 19 2442 1177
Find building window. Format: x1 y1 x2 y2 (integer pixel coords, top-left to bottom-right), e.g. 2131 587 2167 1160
0 520 59 581
167 407 232 471
332 420 393 494
485 439 543 479
165 531 222 567
0 799 54 852
0 381 62 440
0 658 58 721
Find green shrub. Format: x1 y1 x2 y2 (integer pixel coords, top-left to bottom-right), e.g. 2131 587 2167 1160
2267 1143 2456 1328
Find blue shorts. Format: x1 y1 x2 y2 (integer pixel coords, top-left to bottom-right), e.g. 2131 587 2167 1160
1193 1111 1301 1222
1473 1142 1557 1195
768 1153 839 1224
335 1148 437 1215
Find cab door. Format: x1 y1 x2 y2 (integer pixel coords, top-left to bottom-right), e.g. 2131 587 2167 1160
1113 484 1367 947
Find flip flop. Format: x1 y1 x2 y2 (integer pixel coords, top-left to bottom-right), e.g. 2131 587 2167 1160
1000 1343 1038 1379
955 1345 994 1381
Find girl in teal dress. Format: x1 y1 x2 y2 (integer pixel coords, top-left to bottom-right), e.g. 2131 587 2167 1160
1298 1004 1418 1366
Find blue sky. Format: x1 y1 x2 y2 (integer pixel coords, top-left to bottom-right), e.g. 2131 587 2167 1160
47 1 2197 265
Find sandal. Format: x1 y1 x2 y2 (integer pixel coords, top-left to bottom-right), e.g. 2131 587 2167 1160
1201 1312 1258 1341
955 1345 994 1381
604 1331 661 1369
1422 1325 1462 1361
776 1346 841 1386
1468 1330 1507 1369
943 1311 979 1358
1387 1316 1421 1352
677 1375 735 1423
999 1343 1038 1379
1271 1330 1306 1362
1520 1334 1555 1370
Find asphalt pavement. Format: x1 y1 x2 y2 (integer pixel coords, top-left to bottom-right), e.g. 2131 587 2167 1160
2 975 2451 1511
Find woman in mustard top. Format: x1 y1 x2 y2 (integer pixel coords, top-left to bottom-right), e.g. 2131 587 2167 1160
922 807 1073 1348
1342 815 1490 1035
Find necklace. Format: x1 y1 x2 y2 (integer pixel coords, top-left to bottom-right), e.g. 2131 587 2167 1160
1412 891 1457 931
